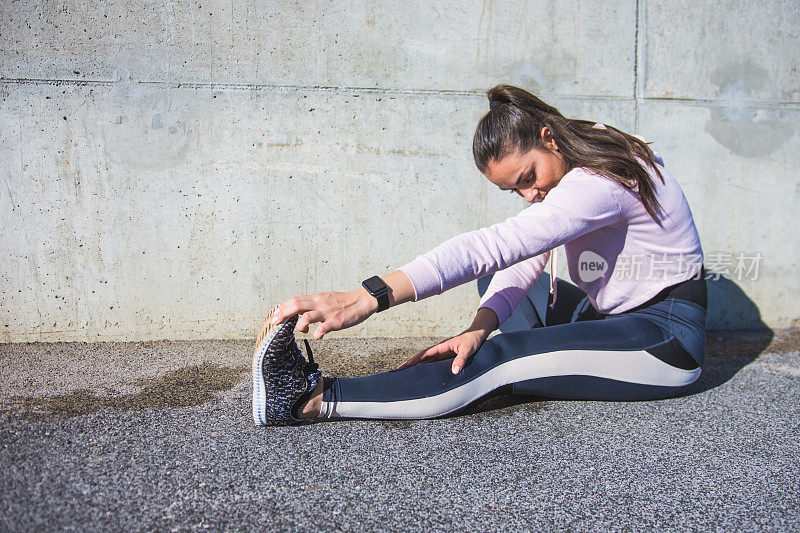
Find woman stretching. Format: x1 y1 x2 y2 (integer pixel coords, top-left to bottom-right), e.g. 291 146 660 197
252 84 707 426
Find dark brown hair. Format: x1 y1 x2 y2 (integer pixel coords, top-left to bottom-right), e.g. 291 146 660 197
473 84 666 222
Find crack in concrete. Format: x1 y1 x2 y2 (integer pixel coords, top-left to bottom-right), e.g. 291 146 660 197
2 77 797 108
633 0 641 131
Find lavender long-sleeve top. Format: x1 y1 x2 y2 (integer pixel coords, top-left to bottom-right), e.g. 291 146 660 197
398 154 704 325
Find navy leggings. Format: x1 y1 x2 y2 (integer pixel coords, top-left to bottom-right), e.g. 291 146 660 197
319 273 706 420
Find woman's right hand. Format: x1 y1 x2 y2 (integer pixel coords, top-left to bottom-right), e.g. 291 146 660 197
270 288 378 340
269 271 418 339
398 327 491 375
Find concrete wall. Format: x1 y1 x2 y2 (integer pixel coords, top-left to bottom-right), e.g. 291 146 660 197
1 0 798 342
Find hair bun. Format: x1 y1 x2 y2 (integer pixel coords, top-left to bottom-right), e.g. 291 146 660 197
489 100 504 109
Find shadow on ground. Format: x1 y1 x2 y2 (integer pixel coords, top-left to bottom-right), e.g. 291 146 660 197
2 363 248 420
682 328 799 396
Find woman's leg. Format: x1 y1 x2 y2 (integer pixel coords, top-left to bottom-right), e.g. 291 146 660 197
476 271 599 332
316 275 704 420
490 271 701 395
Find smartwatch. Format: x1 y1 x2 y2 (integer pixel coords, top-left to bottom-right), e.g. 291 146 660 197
362 276 390 312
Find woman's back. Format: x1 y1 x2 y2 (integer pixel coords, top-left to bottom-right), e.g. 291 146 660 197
558 156 704 313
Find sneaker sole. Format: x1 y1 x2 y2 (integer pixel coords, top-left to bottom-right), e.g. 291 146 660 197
252 305 283 426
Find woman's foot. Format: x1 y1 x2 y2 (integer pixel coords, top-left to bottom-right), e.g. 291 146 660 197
252 310 322 426
298 378 324 419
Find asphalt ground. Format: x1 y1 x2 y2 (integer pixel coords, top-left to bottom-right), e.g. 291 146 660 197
1 329 799 531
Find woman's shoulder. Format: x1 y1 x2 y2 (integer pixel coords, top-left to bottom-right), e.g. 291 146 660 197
558 166 622 190
545 167 623 215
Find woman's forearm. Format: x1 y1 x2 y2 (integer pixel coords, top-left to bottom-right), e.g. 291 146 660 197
361 271 499 333
353 272 499 340
384 270 416 307
470 307 499 335
355 270 417 313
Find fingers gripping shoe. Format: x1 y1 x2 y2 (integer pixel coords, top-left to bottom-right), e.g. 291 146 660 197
252 310 322 426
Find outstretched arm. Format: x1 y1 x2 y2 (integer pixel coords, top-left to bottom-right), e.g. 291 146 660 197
269 270 415 339
271 169 619 341
395 169 621 302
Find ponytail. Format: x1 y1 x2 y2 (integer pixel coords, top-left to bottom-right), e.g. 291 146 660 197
473 85 666 222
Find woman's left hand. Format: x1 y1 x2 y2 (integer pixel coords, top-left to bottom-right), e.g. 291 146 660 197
270 289 378 339
398 327 489 375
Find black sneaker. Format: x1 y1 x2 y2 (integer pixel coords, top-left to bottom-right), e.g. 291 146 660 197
252 309 322 426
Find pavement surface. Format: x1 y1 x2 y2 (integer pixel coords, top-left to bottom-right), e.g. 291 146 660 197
1 329 799 531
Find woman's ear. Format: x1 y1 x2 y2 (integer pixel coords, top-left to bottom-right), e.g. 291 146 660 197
540 126 559 151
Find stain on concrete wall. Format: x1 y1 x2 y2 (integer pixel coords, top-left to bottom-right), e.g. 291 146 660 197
705 62 795 157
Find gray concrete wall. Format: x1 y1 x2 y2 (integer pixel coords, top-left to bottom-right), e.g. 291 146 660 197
1 0 798 342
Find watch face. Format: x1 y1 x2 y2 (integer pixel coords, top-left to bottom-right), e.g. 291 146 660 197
363 276 387 294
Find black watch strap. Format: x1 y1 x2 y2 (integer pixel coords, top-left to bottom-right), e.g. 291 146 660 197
362 276 390 312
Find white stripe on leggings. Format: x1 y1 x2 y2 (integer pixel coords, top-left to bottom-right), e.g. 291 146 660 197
320 348 701 420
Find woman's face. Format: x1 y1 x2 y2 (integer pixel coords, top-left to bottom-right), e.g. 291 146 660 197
483 127 568 203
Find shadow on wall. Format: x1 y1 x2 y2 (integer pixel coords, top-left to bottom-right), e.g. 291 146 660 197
686 274 774 396
706 275 770 331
